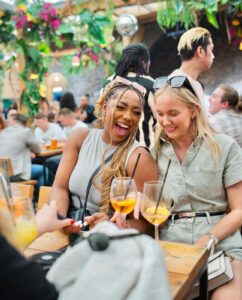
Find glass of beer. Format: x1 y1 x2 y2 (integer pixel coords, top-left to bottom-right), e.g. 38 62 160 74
110 177 137 216
141 181 172 240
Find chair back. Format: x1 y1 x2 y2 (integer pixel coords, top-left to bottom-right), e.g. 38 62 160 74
38 186 51 210
11 183 34 200
0 157 14 176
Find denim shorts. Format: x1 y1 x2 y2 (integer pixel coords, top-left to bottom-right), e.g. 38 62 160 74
160 214 242 260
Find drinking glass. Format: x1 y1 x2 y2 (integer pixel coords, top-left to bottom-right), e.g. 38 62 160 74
11 197 38 250
110 177 137 215
141 181 172 240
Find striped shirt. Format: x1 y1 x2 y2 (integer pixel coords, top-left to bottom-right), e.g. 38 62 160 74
209 109 242 147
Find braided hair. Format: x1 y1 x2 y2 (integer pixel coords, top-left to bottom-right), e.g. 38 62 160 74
94 80 144 213
115 43 150 77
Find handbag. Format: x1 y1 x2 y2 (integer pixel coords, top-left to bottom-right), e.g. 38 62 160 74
68 152 115 229
189 243 233 299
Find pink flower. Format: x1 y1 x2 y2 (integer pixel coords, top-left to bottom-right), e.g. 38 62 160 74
86 48 92 56
38 3 57 21
13 13 27 29
50 19 61 30
77 49 82 58
91 53 99 63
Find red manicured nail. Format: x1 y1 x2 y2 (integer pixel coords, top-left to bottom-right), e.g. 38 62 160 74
70 219 74 225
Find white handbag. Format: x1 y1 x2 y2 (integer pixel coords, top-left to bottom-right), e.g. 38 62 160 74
189 244 233 299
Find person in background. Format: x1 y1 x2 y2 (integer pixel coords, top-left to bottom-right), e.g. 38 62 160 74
78 93 96 124
52 77 158 234
0 101 5 131
6 108 18 127
153 76 242 299
34 112 64 144
59 92 77 112
0 113 45 186
209 84 242 147
38 97 50 117
49 101 60 123
44 109 87 186
58 108 87 139
104 43 156 149
169 27 215 113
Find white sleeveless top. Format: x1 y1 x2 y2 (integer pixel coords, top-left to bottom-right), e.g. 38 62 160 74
69 129 142 213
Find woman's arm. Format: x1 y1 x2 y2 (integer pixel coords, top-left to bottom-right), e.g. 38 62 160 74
51 128 89 217
196 181 242 247
126 147 159 192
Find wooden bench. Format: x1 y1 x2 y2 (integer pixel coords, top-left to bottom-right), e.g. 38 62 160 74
0 157 37 186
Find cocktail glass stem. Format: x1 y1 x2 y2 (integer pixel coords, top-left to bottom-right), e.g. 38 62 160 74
154 225 159 240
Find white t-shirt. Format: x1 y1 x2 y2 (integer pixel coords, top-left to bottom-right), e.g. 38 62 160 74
169 69 207 115
63 121 87 139
35 122 64 143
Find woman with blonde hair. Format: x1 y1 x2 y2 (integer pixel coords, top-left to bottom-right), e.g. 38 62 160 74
52 77 158 233
153 76 242 299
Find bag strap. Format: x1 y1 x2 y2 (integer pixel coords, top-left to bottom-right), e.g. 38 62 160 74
82 151 116 213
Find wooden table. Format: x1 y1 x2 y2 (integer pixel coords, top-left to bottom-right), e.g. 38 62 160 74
37 144 65 158
25 231 208 300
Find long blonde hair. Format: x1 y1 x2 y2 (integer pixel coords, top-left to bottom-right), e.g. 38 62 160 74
154 84 220 160
94 80 144 214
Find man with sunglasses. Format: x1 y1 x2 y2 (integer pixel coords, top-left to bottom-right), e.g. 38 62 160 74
169 27 215 112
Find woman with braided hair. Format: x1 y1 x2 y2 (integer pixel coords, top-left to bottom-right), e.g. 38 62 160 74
52 77 158 234
104 43 156 149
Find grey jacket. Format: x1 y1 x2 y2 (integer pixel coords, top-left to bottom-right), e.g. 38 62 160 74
0 125 41 179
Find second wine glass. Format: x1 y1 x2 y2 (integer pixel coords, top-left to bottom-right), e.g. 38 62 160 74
141 181 172 240
110 177 137 215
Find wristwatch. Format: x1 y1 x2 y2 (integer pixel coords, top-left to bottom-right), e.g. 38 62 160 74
209 233 219 245
207 232 219 251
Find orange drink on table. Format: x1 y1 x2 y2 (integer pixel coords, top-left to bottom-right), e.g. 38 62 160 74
110 177 137 216
50 139 58 149
141 181 172 240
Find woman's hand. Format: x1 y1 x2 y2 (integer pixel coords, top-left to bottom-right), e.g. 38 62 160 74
110 212 130 229
36 201 74 236
62 223 82 234
195 234 210 248
84 212 110 229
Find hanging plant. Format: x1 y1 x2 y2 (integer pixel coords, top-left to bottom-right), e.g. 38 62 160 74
157 0 242 31
0 0 114 116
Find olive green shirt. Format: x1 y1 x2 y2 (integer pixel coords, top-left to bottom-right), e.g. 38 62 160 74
153 134 242 213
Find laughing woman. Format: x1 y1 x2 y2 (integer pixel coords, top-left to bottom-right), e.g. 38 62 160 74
52 77 158 233
153 76 242 299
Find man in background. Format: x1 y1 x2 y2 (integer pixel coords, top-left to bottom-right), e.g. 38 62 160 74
209 84 242 147
58 108 87 139
34 112 64 144
169 27 215 111
78 94 96 124
0 113 44 184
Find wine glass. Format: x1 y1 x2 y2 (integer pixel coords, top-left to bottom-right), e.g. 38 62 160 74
141 181 172 240
11 197 38 250
110 177 137 216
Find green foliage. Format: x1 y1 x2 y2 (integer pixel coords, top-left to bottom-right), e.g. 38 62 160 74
0 0 114 115
157 0 242 31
